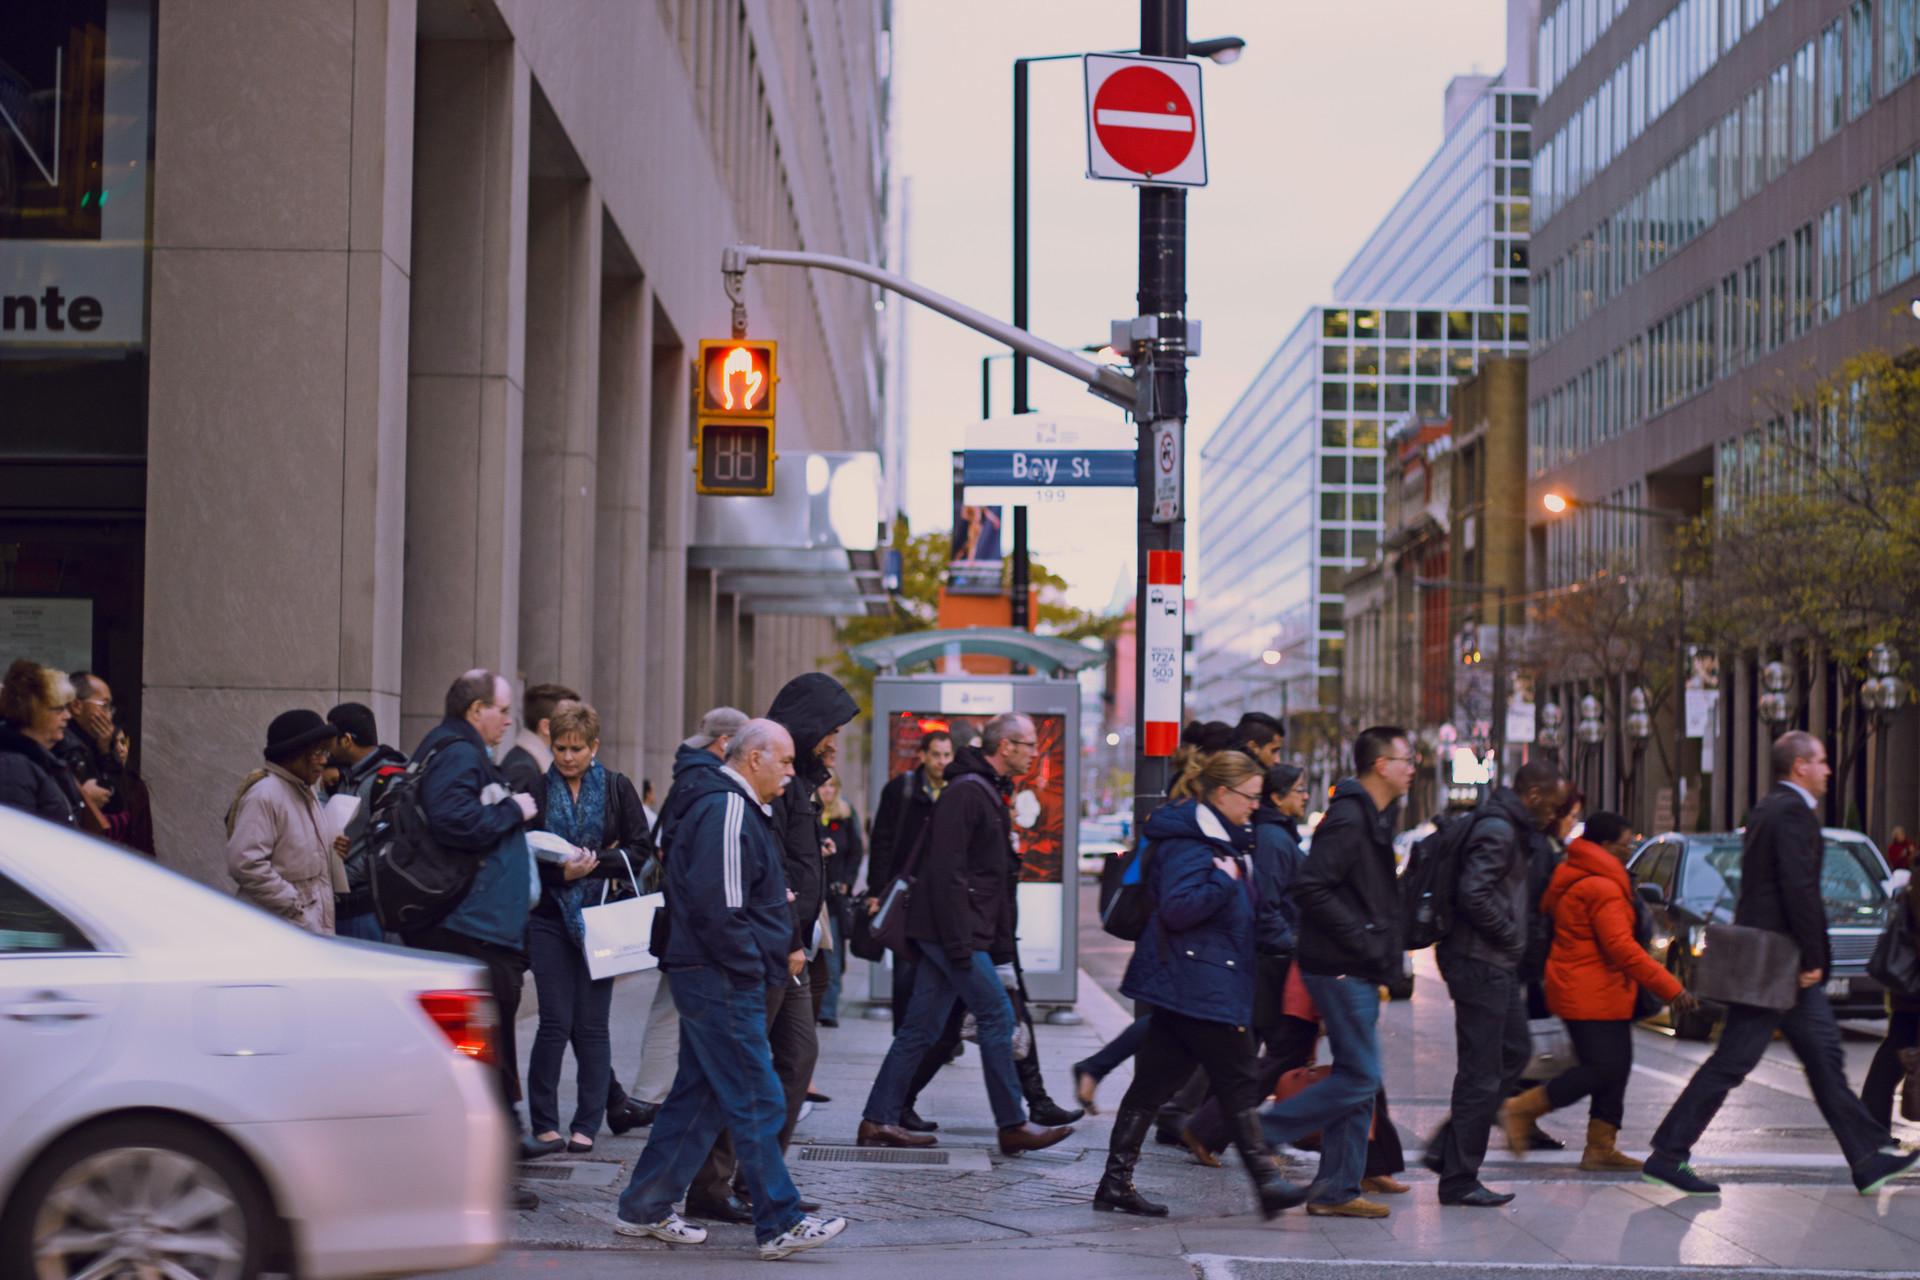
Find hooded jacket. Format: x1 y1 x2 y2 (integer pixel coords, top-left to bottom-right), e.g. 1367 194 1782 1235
906 745 1017 963
1122 799 1262 1026
766 673 859 953
0 722 82 827
1540 837 1683 1021
1292 778 1402 984
413 717 534 950
660 761 794 989
1440 785 1538 971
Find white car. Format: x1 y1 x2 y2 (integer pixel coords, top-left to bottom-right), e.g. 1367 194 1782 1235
0 809 509 1279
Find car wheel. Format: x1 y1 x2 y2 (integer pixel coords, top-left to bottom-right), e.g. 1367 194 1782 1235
1 1116 272 1280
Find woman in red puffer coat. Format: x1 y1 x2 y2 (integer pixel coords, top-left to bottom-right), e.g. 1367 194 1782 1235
1504 811 1695 1172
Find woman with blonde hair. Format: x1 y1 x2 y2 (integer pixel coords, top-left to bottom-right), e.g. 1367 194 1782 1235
1094 749 1303 1219
0 659 84 825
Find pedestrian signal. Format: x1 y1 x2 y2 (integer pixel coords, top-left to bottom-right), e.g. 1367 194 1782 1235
694 339 777 496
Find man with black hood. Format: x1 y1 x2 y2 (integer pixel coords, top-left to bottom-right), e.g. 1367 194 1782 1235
763 673 861 1115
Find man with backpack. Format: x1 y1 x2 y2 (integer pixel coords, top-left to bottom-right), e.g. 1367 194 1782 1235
324 702 407 942
1422 759 1565 1207
397 669 580 1201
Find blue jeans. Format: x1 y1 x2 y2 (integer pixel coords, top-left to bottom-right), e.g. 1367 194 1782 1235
1652 983 1889 1174
819 910 846 1021
863 942 1026 1129
1077 1013 1152 1079
526 912 614 1138
335 911 385 942
617 967 802 1244
1259 973 1380 1206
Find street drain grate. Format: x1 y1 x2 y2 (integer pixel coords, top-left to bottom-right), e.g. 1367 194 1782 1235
516 1161 622 1186
798 1145 993 1171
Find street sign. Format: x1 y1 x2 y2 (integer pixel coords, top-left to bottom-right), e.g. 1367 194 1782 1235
1083 54 1207 188
1143 551 1183 756
694 338 778 496
963 413 1137 506
1150 418 1181 523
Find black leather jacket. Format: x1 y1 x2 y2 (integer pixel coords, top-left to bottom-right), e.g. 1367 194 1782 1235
1439 786 1540 972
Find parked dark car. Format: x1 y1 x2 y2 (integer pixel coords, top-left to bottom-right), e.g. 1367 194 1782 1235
1626 828 1893 1039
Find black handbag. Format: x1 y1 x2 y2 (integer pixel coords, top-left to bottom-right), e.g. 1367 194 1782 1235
1868 889 1920 996
1691 922 1801 1010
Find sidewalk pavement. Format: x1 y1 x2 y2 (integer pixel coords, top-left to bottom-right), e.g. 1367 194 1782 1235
473 957 1920 1278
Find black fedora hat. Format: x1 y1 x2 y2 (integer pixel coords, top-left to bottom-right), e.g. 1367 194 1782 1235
264 709 339 763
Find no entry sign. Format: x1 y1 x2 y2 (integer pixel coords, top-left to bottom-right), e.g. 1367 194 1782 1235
1084 53 1207 188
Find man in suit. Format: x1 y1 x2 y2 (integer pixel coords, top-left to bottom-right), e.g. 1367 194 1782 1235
1644 730 1919 1196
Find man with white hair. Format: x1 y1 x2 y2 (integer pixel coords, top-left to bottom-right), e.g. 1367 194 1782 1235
614 718 849 1261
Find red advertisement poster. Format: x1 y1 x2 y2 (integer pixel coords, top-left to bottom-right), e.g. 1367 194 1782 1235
883 710 1065 884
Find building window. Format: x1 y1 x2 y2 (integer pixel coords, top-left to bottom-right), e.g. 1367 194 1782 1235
1766 240 1789 350
1885 0 1917 92
1819 201 1846 322
1882 154 1916 288
1742 85 1765 197
1850 2 1875 120
1792 42 1817 162
1821 21 1845 141
1849 182 1875 305
1767 62 1790 182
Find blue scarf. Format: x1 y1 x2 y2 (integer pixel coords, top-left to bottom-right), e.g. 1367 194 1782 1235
544 761 608 947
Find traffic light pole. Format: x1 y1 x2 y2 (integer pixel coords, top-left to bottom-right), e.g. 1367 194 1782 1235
1129 0 1190 839
1011 58 1032 635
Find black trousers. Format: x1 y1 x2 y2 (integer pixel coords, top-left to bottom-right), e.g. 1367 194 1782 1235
1118 1005 1263 1118
405 925 528 1119
1432 954 1529 1197
1545 1018 1633 1128
1862 1006 1920 1129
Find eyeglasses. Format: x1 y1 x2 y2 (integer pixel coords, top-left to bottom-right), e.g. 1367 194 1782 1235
1380 754 1415 765
1006 739 1038 749
1228 786 1263 802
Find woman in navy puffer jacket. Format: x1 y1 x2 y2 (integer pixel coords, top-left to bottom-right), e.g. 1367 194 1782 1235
1095 751 1304 1220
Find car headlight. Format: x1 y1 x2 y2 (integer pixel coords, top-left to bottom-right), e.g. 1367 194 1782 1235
1687 926 1707 957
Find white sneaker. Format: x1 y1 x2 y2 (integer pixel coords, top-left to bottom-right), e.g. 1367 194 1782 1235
758 1213 847 1260
614 1211 709 1244
797 1100 815 1123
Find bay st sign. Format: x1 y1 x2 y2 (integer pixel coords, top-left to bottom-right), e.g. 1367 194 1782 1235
963 414 1136 506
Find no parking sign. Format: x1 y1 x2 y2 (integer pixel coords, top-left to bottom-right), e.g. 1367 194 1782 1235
1083 53 1208 188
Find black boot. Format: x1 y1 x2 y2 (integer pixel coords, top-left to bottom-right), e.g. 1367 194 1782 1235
1094 1108 1168 1216
1228 1109 1309 1220
1017 1047 1085 1125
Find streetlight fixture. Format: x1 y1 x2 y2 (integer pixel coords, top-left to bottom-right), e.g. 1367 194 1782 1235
1538 701 1564 755
1262 648 1283 665
1577 694 1606 744
1627 686 1652 825
1860 643 1905 841
1187 36 1247 63
1758 658 1794 731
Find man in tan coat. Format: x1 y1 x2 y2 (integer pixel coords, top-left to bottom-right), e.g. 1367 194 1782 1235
226 709 342 935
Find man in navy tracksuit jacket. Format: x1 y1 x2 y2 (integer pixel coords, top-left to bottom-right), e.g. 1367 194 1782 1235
616 719 846 1253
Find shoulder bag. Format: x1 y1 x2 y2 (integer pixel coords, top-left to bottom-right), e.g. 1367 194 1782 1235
1868 887 1920 997
871 773 994 956
581 850 664 980
1688 873 1801 1012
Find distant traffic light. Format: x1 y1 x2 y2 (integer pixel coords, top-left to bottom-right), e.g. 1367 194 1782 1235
694 339 777 496
1459 619 1482 666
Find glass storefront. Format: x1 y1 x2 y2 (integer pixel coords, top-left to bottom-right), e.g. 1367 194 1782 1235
1 0 155 746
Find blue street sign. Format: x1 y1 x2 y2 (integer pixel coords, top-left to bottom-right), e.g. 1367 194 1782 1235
962 449 1135 488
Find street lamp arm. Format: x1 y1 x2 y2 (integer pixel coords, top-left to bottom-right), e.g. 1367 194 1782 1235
724 244 1137 411
1547 496 1690 523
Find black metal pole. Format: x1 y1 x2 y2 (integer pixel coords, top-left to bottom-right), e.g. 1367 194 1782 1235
981 355 992 420
1010 59 1031 634
1131 0 1187 838
1493 584 1508 785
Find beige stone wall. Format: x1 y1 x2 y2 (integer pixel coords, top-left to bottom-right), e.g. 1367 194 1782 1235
143 0 886 887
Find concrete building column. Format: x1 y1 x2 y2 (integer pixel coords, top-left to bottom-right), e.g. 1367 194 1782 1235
141 0 416 885
518 176 601 694
592 273 654 777
644 341 692 782
715 592 740 709
684 567 717 727
400 38 530 750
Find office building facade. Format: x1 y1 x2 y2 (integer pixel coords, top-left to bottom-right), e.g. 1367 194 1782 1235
1 0 892 886
1193 69 1536 722
1526 0 1919 833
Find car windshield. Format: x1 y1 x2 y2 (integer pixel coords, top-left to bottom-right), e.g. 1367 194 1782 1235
1680 837 1888 926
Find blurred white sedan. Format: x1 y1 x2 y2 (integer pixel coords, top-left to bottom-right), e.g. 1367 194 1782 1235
0 809 508 1279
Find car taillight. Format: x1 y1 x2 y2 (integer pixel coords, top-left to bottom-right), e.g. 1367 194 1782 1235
418 990 498 1066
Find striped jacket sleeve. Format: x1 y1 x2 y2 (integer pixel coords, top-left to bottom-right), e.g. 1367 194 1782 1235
675 789 765 988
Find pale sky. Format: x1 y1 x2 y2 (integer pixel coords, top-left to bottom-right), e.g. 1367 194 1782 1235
889 0 1513 612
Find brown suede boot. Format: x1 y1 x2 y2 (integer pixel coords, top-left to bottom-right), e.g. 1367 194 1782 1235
1579 1119 1645 1172
1502 1086 1553 1157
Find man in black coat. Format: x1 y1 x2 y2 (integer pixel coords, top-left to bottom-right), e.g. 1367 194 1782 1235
1426 759 1564 1208
1645 731 1918 1196
864 729 953 1032
857 713 1073 1155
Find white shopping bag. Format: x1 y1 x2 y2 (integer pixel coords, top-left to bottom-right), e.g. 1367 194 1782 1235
581 851 662 980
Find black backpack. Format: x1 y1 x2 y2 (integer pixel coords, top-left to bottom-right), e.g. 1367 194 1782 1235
1399 810 1483 950
367 746 478 934
1099 839 1153 941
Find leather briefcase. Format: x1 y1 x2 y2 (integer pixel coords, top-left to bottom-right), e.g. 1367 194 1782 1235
1690 922 1801 1011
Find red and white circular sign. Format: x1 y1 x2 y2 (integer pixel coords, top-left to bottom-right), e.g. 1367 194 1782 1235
1084 54 1208 188
1094 67 1195 176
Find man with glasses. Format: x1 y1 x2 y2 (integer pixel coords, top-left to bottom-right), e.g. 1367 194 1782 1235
1424 758 1565 1207
857 713 1075 1156
1255 726 1415 1218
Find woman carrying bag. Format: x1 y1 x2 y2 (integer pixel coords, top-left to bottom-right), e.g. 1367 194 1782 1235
1093 751 1305 1219
1860 880 1920 1128
526 700 647 1154
816 772 864 1027
1505 810 1696 1170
